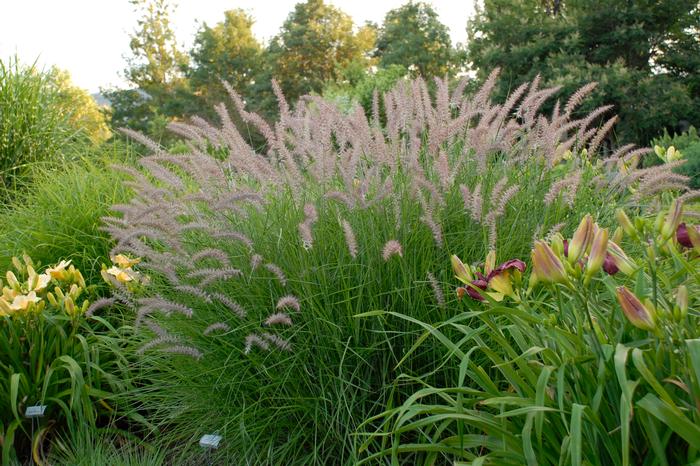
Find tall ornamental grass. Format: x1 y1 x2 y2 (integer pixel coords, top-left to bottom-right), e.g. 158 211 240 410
0 57 108 194
103 71 682 464
0 145 134 285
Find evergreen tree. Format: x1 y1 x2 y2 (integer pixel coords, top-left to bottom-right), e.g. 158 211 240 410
467 0 699 144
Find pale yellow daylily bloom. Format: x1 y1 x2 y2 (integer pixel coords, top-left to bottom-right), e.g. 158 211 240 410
46 260 72 280
111 254 141 268
2 286 18 302
27 272 51 292
9 291 41 311
106 266 134 283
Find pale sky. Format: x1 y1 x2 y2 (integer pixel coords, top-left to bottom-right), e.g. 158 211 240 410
1 1 477 93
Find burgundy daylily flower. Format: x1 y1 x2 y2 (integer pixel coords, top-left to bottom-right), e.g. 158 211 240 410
457 257 526 302
677 223 700 249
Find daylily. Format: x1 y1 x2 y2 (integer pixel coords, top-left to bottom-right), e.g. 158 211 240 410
8 291 41 311
531 241 568 284
677 223 700 249
615 209 636 238
46 260 71 280
616 286 656 331
661 199 683 240
584 227 608 281
105 266 134 283
455 252 526 302
604 241 637 276
569 215 594 264
26 266 51 292
111 254 141 268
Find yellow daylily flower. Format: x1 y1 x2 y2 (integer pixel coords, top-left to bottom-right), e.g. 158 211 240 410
106 266 134 283
46 260 72 280
26 267 51 292
111 254 141 268
9 291 41 311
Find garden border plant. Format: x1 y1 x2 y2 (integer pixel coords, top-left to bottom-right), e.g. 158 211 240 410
101 71 689 464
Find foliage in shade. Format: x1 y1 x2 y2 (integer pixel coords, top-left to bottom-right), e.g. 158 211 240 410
467 0 700 145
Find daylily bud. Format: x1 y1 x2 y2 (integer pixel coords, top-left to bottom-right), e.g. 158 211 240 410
654 211 665 235
526 270 539 295
11 257 24 274
616 286 656 331
75 270 86 289
484 250 496 276
689 226 700 252
612 227 623 244
606 241 638 276
5 271 20 290
47 292 58 307
81 300 90 314
585 227 609 279
532 241 568 284
0 298 11 315
615 209 636 237
550 234 565 258
64 296 75 316
676 285 688 319
661 199 683 240
569 215 594 264
646 244 656 262
451 255 473 284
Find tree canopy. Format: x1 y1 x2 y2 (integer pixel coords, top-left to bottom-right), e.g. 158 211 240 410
188 9 263 107
376 2 453 77
467 0 700 144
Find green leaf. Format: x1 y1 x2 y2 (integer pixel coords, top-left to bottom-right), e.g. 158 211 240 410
9 374 20 422
637 394 700 446
570 404 585 466
535 366 553 444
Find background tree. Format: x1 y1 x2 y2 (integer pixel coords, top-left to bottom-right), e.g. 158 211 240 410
104 0 189 140
264 0 372 105
124 0 188 89
375 2 453 78
466 0 699 145
188 9 263 113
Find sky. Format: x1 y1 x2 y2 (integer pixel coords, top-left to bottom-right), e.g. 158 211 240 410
1 1 478 93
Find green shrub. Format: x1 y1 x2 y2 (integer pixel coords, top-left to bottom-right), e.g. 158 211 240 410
323 64 409 115
0 57 110 194
0 145 133 285
105 73 679 464
0 256 132 465
359 198 700 464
